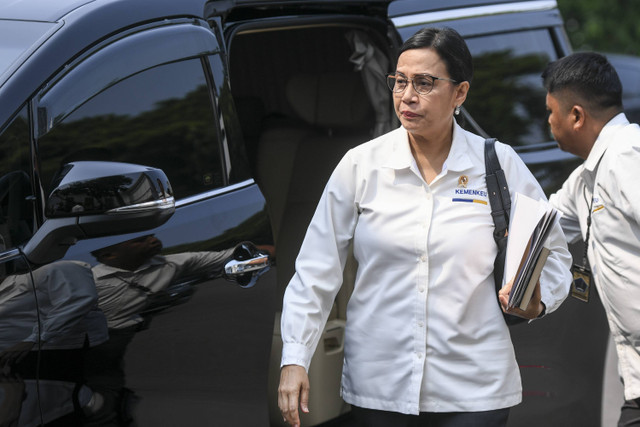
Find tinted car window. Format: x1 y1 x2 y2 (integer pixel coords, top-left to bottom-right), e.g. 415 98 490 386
464 29 559 146
37 58 224 200
0 105 34 249
207 53 251 184
0 20 58 85
607 54 640 124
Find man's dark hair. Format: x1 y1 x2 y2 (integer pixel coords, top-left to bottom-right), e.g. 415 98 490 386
399 27 473 84
541 52 623 112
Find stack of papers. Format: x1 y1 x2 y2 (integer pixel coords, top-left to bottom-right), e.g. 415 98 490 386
504 193 561 310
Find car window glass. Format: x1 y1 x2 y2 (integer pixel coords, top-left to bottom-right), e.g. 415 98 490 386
35 23 219 136
0 20 58 86
614 64 640 98
464 29 559 146
0 106 34 249
613 61 640 124
37 58 224 201
207 53 250 184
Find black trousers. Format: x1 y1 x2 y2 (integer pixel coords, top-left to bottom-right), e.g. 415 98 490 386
352 405 510 427
619 398 640 427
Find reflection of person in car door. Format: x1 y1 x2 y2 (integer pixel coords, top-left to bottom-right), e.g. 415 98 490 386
84 234 234 424
0 260 108 425
84 234 273 425
90 234 236 331
278 27 572 427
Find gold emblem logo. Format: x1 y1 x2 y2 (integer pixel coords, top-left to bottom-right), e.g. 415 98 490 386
458 175 468 188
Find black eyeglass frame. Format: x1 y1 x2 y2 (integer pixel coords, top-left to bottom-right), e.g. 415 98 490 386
386 72 459 96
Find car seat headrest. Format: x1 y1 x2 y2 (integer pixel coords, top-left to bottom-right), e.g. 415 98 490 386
285 72 372 129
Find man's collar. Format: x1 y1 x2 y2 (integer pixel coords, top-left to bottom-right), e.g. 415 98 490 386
584 112 628 171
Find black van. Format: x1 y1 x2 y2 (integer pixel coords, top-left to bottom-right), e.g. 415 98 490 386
0 0 626 425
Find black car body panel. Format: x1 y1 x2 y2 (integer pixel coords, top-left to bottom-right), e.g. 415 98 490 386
0 0 622 425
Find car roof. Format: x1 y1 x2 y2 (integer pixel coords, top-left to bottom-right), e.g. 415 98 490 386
0 0 95 22
388 0 558 21
0 0 207 22
388 0 555 16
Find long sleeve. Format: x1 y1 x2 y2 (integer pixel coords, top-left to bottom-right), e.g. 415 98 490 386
165 248 235 282
549 166 585 244
280 151 359 370
498 143 573 315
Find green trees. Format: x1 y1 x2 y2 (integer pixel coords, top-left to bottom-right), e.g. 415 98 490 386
558 0 640 55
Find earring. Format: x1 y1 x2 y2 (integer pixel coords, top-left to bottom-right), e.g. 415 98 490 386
454 106 461 116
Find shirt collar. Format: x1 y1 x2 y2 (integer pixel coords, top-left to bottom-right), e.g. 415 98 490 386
584 112 628 171
445 123 475 172
382 127 414 170
383 122 474 172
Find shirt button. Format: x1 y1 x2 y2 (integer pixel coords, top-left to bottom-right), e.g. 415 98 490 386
416 352 423 359
418 287 425 293
418 322 424 328
420 255 427 262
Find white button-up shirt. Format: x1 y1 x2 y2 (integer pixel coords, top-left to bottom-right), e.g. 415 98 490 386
281 124 572 414
550 113 640 401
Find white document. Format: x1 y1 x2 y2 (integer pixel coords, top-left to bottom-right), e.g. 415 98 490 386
503 192 561 308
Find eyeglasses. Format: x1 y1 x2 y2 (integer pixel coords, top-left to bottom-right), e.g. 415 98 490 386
386 73 458 96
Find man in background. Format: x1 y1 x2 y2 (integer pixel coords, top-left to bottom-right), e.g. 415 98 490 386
543 52 640 426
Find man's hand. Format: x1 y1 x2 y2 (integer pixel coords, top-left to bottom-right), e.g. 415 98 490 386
278 364 309 427
499 278 545 319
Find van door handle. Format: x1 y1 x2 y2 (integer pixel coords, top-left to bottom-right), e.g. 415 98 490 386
224 253 270 276
224 253 271 288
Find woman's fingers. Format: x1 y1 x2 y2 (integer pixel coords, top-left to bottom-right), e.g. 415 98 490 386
278 365 310 426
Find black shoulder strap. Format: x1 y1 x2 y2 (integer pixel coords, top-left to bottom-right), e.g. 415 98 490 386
484 138 525 325
484 138 511 238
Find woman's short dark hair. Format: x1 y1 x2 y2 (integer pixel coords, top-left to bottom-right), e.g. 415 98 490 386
541 52 622 112
399 27 473 84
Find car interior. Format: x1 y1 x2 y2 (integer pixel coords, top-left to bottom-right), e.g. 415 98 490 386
229 22 397 425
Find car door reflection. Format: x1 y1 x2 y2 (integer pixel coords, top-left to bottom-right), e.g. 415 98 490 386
0 258 108 426
84 234 272 425
0 235 272 426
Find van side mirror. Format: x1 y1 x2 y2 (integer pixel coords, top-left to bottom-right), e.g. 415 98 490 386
23 161 175 264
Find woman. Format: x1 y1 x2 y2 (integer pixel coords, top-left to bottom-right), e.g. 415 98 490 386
278 27 572 427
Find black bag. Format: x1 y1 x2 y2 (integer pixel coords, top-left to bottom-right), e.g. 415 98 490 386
484 138 527 326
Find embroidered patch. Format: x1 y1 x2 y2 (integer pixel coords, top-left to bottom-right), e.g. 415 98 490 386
591 195 604 213
458 175 469 188
452 188 488 205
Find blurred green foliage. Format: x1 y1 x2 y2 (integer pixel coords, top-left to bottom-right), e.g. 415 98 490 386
558 0 640 55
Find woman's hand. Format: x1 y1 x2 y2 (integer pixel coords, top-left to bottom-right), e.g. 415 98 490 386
498 278 545 319
278 364 310 427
